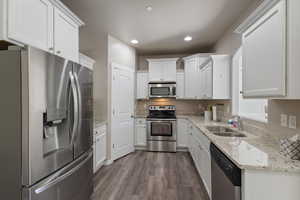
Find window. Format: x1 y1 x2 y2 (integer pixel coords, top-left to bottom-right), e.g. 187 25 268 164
232 47 268 122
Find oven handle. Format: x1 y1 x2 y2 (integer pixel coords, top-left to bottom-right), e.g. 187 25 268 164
146 119 177 122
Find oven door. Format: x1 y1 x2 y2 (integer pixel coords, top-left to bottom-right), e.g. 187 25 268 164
147 119 177 141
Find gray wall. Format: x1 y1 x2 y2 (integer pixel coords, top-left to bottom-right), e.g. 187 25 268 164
213 0 300 138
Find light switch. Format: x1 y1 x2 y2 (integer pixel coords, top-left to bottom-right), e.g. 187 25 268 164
280 114 288 127
289 116 297 129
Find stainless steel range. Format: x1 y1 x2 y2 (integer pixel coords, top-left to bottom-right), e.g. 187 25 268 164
146 105 177 152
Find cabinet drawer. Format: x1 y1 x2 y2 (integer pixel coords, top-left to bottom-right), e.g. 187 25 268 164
135 118 146 125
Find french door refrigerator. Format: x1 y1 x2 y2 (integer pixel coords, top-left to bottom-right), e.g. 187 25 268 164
0 47 93 200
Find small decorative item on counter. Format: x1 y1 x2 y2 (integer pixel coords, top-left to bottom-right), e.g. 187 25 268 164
280 135 300 161
204 110 212 122
204 105 212 122
212 104 224 122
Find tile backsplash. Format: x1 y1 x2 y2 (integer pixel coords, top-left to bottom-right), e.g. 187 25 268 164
136 99 231 118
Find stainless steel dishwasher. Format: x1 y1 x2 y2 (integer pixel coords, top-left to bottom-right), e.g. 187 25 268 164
210 144 241 200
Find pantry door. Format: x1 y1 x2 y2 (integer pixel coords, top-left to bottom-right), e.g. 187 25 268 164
111 63 135 160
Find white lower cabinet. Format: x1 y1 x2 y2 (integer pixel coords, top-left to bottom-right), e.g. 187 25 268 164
93 124 107 173
135 118 147 147
188 123 211 198
177 119 188 148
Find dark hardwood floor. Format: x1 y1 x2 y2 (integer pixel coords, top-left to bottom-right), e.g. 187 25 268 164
91 151 210 200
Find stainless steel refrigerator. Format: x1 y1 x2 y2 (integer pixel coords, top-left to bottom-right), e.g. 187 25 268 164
0 47 94 200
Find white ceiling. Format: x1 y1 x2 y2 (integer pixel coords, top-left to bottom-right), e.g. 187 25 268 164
62 0 254 55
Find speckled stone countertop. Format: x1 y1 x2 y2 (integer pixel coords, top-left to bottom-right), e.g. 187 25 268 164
178 115 300 173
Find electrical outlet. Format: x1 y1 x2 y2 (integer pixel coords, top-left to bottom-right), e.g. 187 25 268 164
280 114 288 127
289 115 297 129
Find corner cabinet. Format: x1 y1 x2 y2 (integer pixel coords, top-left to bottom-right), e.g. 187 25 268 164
0 0 84 62
242 0 286 97
147 58 178 82
200 55 231 99
136 72 148 99
183 54 230 100
183 55 209 99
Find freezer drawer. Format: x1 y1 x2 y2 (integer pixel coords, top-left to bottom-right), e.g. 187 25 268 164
23 151 93 200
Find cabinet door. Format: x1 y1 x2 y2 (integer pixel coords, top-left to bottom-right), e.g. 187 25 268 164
204 63 213 99
242 1 286 97
135 119 146 146
8 0 53 52
149 62 163 82
162 61 177 82
54 8 79 62
136 72 148 99
185 58 199 99
176 72 185 99
177 119 188 147
95 133 106 170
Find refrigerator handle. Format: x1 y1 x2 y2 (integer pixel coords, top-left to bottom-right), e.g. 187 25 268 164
34 151 93 194
74 73 82 136
69 72 79 145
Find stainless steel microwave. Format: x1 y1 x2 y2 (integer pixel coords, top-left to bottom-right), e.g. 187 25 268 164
148 82 176 98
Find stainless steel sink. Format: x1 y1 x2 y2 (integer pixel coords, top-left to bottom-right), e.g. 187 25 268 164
205 126 247 138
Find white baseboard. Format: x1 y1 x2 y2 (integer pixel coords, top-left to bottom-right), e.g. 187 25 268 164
104 159 114 166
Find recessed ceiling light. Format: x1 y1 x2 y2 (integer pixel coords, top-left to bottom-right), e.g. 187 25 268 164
184 36 193 42
146 5 153 12
131 39 139 44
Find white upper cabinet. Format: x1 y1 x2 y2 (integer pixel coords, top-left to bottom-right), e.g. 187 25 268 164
7 0 54 52
238 0 300 99
148 58 178 82
54 7 79 62
0 0 84 62
136 72 148 99
199 55 231 100
176 72 185 99
184 54 210 99
241 0 286 97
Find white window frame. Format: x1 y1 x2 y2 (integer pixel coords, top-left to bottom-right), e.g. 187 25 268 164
232 47 268 123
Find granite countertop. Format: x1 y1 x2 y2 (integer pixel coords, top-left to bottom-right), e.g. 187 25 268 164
178 115 300 173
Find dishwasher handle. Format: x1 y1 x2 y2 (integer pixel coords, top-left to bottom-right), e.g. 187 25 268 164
210 143 241 186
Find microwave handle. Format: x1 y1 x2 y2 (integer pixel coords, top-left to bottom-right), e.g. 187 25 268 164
172 87 176 96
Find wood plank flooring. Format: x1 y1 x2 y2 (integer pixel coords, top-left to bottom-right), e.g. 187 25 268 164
91 151 210 200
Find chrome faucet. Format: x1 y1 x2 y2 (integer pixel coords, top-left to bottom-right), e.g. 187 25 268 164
231 115 244 131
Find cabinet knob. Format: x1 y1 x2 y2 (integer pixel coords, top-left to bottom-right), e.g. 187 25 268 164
56 50 61 54
49 47 54 51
